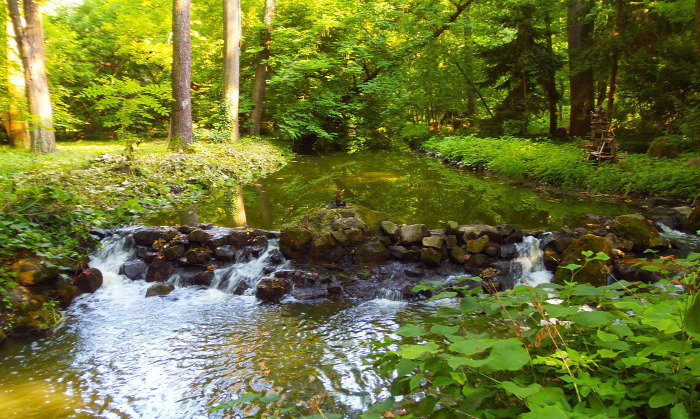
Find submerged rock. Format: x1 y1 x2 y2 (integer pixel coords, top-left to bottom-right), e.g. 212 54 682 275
146 283 175 297
122 260 147 280
256 277 292 303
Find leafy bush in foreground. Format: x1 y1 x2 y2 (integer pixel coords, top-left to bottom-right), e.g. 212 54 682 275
367 253 700 418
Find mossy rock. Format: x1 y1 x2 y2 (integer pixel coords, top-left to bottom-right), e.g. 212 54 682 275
279 223 313 258
610 214 668 252
647 136 679 159
554 234 611 287
10 258 59 286
685 206 700 233
354 241 388 265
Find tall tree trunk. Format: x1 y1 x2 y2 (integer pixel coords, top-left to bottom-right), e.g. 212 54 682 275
545 13 558 136
567 0 595 138
3 17 29 148
169 0 193 150
7 0 55 153
223 0 241 141
607 0 624 116
463 14 477 122
249 0 276 136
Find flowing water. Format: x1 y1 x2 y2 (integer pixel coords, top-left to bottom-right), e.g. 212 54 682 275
147 148 641 231
1 149 644 418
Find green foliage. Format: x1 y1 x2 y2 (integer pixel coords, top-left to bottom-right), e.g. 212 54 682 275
368 254 700 417
422 134 700 198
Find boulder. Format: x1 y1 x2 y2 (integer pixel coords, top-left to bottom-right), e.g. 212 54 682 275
422 235 445 249
185 248 212 265
146 283 175 297
380 221 400 241
465 254 488 272
387 245 408 260
121 260 147 280
256 277 292 303
484 243 500 257
420 247 442 268
279 223 313 258
10 258 59 286
146 257 175 282
162 244 185 261
450 246 468 264
400 224 428 244
553 234 611 286
193 270 215 287
685 206 700 233
445 221 459 236
466 235 490 254
75 268 103 294
309 233 344 262
611 214 668 252
604 233 633 252
331 226 363 246
133 227 166 246
214 245 236 261
354 241 389 265
227 229 252 248
460 224 502 243
187 229 211 243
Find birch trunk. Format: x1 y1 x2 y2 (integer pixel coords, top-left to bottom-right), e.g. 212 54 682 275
223 0 241 141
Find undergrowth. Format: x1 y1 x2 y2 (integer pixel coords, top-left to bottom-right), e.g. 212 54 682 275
422 135 700 199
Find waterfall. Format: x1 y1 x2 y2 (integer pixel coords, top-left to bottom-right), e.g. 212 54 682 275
210 239 287 294
514 236 552 287
657 223 700 252
374 288 405 301
88 232 135 287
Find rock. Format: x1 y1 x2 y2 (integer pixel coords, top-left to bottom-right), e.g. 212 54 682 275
256 277 292 302
214 245 236 261
279 224 313 258
484 243 500 257
187 229 211 243
404 267 425 277
193 270 215 287
460 224 502 243
387 245 408 260
604 233 633 252
89 228 108 240
541 234 575 254
445 235 458 249
380 221 400 241
685 206 700 233
466 235 490 254
331 227 363 246
354 241 388 265
450 246 467 264
75 268 103 294
56 278 79 306
146 257 175 282
420 247 442 268
464 254 488 272
121 260 147 280
405 249 421 262
185 248 212 265
611 214 668 252
543 250 560 272
10 258 59 286
133 227 166 246
309 233 344 262
445 221 459 236
227 229 252 248
613 263 661 284
146 283 175 297
268 248 284 264
500 244 518 259
422 235 445 249
672 206 693 218
573 227 589 237
204 235 228 249
502 228 524 245
162 244 185 261
378 236 392 247
553 234 611 286
353 206 390 233
356 269 371 280
400 224 428 244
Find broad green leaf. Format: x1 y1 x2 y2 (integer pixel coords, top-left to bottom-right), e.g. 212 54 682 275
542 304 578 318
430 324 460 337
436 307 462 318
396 323 425 337
460 296 479 313
430 291 458 300
671 402 690 419
596 330 619 342
649 389 676 408
446 355 489 369
401 342 441 360
409 373 425 390
501 381 542 398
487 339 530 371
685 295 700 335
560 263 582 271
571 310 616 328
449 338 494 356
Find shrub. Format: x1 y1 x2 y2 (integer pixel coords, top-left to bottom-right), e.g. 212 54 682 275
647 136 680 158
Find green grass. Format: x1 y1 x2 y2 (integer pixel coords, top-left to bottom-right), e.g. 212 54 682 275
422 135 700 199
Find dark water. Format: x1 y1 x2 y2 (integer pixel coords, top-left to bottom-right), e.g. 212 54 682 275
148 148 641 231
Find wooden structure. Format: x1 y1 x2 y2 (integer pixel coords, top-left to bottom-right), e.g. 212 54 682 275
582 106 623 164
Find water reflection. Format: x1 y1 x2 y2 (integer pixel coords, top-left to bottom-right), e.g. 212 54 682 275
149 149 640 230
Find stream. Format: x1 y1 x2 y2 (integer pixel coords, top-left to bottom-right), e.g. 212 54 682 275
0 149 645 418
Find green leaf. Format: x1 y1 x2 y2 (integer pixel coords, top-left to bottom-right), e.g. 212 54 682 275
396 323 425 337
410 373 425 390
431 291 458 300
430 324 460 337
446 355 489 369
436 307 462 318
460 296 479 313
571 311 615 328
560 263 582 272
401 342 441 360
596 330 619 342
449 337 494 356
685 295 700 335
649 389 675 408
487 339 530 371
671 403 690 419
542 304 578 318
501 381 542 398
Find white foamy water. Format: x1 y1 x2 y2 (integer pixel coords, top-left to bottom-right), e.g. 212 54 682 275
514 236 553 287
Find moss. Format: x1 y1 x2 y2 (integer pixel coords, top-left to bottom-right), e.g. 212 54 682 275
647 136 679 159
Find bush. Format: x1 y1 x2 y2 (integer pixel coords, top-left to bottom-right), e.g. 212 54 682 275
400 124 432 147
647 136 680 158
368 253 700 418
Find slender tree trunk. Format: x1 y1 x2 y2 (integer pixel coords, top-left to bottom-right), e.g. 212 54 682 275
567 0 595 138
607 0 624 116
3 18 29 148
249 0 276 136
169 0 193 150
463 14 477 122
7 0 55 153
545 13 558 136
223 0 241 141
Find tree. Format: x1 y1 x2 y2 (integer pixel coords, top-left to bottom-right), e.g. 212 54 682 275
223 0 241 141
249 0 277 136
170 0 193 150
7 0 55 153
2 15 30 148
567 0 595 137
